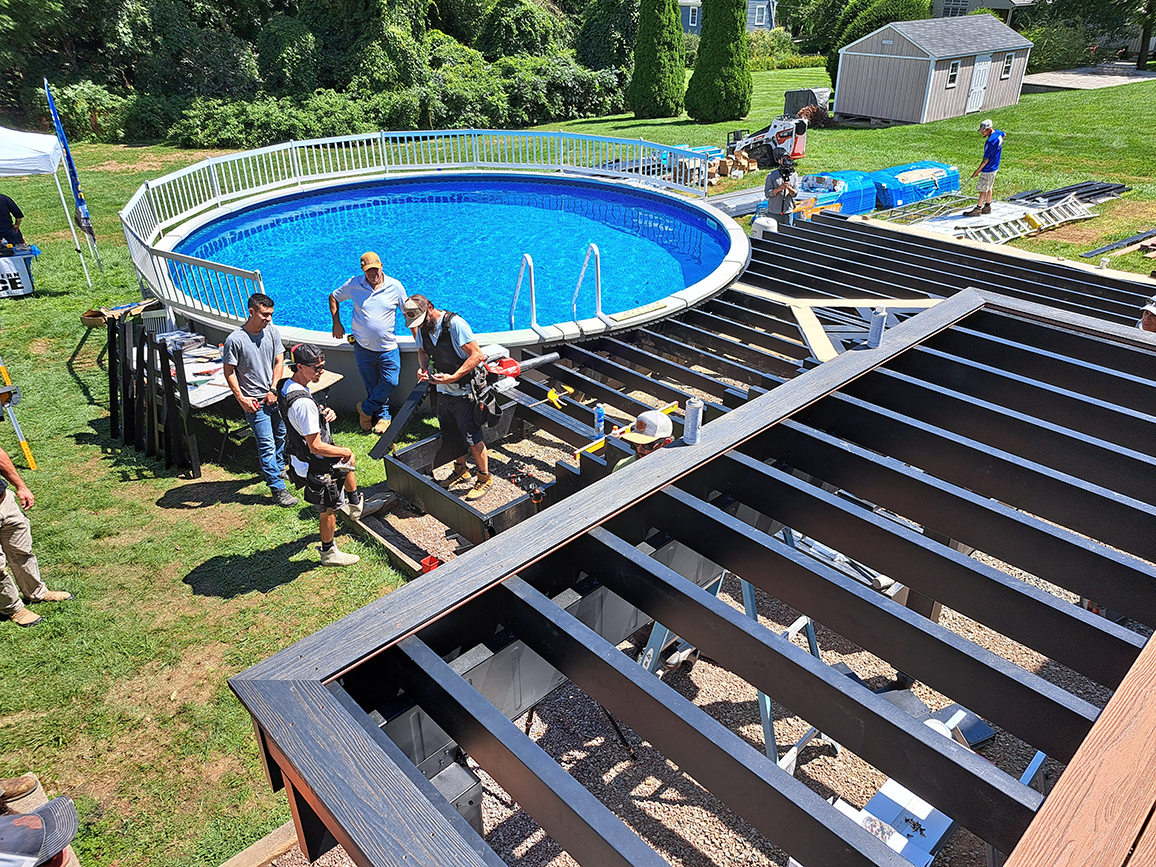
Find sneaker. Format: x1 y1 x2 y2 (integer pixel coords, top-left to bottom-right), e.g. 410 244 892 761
0 773 38 799
344 496 386 521
319 545 360 567
356 402 373 432
465 474 493 502
273 488 300 507
961 207 983 217
439 464 473 489
9 607 42 627
372 416 390 436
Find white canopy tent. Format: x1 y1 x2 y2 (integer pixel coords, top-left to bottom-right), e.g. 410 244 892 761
0 125 92 286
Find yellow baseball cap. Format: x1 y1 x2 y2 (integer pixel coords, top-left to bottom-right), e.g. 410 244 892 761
360 251 382 272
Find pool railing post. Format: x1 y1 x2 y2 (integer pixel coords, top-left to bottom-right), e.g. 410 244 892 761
208 156 223 208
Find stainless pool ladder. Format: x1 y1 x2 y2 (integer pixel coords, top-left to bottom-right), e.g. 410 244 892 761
509 253 551 339
572 243 617 332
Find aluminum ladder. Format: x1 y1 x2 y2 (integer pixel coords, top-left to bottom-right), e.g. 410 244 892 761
961 197 1094 245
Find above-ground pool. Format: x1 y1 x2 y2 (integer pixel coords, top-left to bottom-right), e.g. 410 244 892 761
171 173 741 337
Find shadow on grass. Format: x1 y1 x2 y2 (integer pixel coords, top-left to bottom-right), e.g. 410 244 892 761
183 537 318 597
67 327 105 406
155 478 266 508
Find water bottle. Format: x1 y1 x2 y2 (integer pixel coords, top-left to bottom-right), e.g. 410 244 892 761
683 398 703 444
593 403 605 435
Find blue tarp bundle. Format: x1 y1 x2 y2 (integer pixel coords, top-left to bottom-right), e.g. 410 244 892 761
798 170 877 216
870 161 960 209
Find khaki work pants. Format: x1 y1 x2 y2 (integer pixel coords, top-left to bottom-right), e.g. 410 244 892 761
0 489 45 617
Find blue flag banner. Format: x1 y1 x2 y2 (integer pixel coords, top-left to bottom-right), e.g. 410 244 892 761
44 79 96 241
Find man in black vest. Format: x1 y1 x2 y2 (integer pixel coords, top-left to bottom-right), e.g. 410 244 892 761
405 295 492 502
278 344 384 567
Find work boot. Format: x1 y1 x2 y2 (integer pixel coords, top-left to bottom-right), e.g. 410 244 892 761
31 590 74 603
465 473 493 502
273 488 300 507
981 204 992 214
372 416 390 436
344 496 386 521
0 773 37 799
962 207 983 217
356 402 373 432
8 607 42 627
319 545 360 567
439 464 473 489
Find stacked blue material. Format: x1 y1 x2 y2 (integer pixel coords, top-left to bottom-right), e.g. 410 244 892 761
871 161 960 209
798 170 876 217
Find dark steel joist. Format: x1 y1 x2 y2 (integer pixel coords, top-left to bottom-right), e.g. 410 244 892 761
571 527 1043 852
495 576 910 867
636 486 1099 761
384 453 490 546
748 418 1156 626
230 678 495 867
701 296 808 341
885 344 1156 454
966 308 1156 371
595 336 744 401
687 450 1143 687
794 389 1156 562
654 318 804 376
843 366 1156 504
521 350 659 420
679 308 813 361
632 327 781 388
384 636 670 867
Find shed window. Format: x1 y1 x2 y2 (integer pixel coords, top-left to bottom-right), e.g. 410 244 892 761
755 4 766 24
946 60 961 88
1001 52 1015 79
689 6 698 25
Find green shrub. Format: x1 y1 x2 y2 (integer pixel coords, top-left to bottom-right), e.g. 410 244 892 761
427 0 489 44
685 0 752 121
121 93 187 141
477 0 568 59
827 0 927 88
497 52 624 125
426 31 510 126
32 80 126 142
346 22 429 92
1022 22 1097 72
684 32 699 67
197 29 261 98
169 96 313 148
575 0 639 71
626 0 685 117
747 26 798 62
256 15 322 95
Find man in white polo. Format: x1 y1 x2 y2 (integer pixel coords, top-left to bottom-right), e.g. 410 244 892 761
329 252 409 435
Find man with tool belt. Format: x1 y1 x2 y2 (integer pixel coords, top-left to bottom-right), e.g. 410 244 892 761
406 295 492 502
0 446 71 628
278 344 384 567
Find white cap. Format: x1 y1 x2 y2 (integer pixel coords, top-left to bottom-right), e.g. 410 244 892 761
621 410 674 444
979 119 993 131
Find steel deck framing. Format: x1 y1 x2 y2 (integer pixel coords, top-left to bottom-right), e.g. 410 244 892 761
233 284 1156 867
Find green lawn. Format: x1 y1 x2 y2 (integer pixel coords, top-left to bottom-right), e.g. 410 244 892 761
0 67 1153 867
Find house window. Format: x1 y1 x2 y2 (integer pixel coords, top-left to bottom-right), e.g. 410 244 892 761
755 4 766 24
689 6 698 26
946 60 961 88
1001 52 1015 79
942 0 968 16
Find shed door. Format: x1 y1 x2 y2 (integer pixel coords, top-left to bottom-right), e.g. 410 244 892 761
966 55 991 113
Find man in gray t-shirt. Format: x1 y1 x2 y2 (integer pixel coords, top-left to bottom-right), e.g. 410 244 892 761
764 155 800 222
223 293 297 507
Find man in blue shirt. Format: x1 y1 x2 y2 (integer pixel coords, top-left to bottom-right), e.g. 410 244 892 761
965 119 1005 217
406 295 492 502
329 252 408 435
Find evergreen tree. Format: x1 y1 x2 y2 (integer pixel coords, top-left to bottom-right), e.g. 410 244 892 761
625 0 685 117
684 0 751 121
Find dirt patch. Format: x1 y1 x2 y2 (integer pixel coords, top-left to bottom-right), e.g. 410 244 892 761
29 338 52 357
104 642 230 714
1041 200 1153 246
90 148 232 174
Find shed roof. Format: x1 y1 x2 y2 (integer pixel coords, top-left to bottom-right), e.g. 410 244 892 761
845 16 1033 58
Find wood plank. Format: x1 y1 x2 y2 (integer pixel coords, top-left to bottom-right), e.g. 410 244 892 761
1003 633 1156 867
234 290 985 685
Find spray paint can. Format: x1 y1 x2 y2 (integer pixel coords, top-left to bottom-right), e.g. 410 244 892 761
684 398 703 444
593 403 605 435
867 308 886 348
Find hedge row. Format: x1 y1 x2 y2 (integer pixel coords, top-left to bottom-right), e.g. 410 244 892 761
749 54 827 70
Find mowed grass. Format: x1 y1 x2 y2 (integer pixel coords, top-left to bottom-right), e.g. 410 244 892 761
0 68 1152 867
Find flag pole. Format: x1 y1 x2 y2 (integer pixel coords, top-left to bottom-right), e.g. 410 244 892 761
53 164 91 287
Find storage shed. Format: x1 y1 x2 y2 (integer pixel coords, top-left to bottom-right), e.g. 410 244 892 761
834 16 1032 124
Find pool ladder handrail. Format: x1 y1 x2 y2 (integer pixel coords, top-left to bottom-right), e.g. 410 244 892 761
572 243 616 330
510 254 551 338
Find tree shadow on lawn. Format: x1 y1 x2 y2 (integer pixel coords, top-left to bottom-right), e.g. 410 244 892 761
182 537 319 597
155 477 267 508
561 117 706 131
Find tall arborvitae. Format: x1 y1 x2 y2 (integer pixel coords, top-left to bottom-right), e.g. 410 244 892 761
625 0 686 117
684 0 752 121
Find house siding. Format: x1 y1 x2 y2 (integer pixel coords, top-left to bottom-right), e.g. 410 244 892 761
982 48 1030 108
680 3 701 34
835 54 929 122
922 48 1029 121
746 0 774 30
852 27 928 58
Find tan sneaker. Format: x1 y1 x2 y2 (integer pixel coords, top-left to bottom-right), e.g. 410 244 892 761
9 607 42 627
356 402 373 431
372 416 390 435
439 464 473 489
36 589 74 602
319 545 360 567
465 474 493 502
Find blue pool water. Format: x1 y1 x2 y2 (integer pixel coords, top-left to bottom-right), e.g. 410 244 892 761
174 175 731 335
